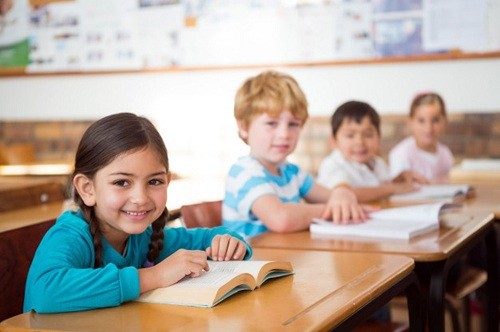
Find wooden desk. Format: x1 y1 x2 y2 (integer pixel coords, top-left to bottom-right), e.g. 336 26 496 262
0 249 422 332
461 183 500 218
451 159 500 183
0 201 65 233
250 211 498 332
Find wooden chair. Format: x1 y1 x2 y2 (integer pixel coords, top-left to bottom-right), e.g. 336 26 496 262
180 200 222 228
389 265 487 332
445 266 487 332
0 219 56 321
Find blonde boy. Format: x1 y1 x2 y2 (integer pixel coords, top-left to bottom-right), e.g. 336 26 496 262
222 71 366 238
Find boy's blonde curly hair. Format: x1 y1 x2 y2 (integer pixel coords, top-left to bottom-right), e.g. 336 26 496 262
234 70 308 142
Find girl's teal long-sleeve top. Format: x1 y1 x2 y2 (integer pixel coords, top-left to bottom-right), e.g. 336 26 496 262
24 210 253 314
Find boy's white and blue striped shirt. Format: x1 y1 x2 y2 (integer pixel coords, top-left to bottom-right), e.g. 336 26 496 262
222 156 314 238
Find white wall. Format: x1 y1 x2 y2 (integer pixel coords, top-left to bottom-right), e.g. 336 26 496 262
1 57 500 122
1 57 499 178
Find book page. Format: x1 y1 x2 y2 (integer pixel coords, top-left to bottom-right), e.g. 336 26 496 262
136 264 256 307
311 203 458 240
369 202 452 222
390 184 470 202
135 261 292 307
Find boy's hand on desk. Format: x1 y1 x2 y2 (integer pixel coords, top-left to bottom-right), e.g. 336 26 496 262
206 234 247 261
323 185 368 225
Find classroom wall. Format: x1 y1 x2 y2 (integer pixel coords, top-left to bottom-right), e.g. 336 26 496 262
1 57 500 121
1 57 500 178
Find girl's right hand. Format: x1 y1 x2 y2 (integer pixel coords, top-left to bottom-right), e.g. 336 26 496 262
153 249 209 287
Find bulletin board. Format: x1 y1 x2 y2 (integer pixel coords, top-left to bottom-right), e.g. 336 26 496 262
1 0 499 76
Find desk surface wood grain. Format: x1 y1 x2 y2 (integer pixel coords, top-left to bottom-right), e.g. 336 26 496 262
0 248 414 332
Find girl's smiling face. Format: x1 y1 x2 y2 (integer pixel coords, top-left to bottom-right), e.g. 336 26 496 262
77 145 170 250
410 102 447 152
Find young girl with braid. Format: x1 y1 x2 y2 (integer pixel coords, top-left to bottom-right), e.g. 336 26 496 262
24 112 251 314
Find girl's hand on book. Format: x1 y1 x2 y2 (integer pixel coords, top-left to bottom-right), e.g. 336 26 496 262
206 234 247 261
155 249 209 285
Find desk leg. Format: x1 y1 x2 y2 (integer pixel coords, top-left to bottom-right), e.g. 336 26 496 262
484 226 498 332
428 223 499 332
405 272 425 332
428 261 449 332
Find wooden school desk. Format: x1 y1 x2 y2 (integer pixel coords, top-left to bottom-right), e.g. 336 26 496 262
0 201 64 233
0 248 423 332
249 211 498 332
461 183 500 219
451 159 500 183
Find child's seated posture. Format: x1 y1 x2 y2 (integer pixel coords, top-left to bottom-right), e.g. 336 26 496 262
389 92 454 183
317 100 427 203
222 71 367 238
24 112 251 314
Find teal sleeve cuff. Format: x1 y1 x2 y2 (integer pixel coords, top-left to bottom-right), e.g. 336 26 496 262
119 266 140 302
243 243 253 260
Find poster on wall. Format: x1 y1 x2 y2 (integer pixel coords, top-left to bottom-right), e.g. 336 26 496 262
80 0 141 71
371 0 427 57
422 0 488 52
0 0 497 73
332 0 373 60
136 0 183 68
0 0 30 67
27 0 81 72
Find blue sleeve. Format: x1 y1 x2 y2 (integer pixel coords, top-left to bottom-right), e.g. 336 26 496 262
24 222 140 313
159 226 253 261
300 173 315 197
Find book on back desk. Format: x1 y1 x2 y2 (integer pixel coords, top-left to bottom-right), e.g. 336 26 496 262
311 203 460 241
390 184 472 202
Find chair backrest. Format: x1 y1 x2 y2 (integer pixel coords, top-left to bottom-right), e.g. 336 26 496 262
180 200 222 228
0 219 55 321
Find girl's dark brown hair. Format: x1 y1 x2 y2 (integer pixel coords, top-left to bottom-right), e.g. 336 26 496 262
409 92 447 118
72 112 169 267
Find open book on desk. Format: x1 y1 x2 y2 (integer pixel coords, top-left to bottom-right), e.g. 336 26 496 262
136 260 293 308
311 203 460 241
390 184 472 202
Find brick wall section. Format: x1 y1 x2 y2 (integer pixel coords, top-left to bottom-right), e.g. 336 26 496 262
293 112 500 176
0 121 93 162
0 113 499 176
